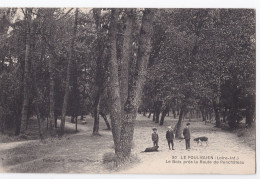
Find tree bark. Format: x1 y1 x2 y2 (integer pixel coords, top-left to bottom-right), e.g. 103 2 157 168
213 100 221 127
119 9 154 159
60 8 78 135
100 112 111 130
246 107 254 127
152 111 156 122
175 105 185 138
92 9 107 135
120 9 134 111
148 111 152 118
20 8 32 134
108 9 122 154
75 116 78 132
71 116 75 123
154 101 162 123
48 56 55 130
54 115 58 128
45 9 56 131
159 108 167 125
200 107 206 121
93 91 101 135
108 8 154 162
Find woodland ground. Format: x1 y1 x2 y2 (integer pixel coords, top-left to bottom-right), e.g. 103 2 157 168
0 114 256 174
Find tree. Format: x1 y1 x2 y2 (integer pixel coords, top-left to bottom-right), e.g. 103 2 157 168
108 8 154 162
20 8 33 134
60 8 78 135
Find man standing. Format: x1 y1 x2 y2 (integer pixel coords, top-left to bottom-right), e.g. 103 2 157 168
166 126 174 150
183 123 191 150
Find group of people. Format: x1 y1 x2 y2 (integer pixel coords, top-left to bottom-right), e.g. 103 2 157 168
152 123 191 150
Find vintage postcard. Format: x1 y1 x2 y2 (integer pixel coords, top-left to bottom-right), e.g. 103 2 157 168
0 2 256 175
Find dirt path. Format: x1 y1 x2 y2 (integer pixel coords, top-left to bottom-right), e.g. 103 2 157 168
119 115 255 174
0 114 255 174
0 117 114 173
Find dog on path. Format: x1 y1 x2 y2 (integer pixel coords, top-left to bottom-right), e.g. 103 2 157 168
144 146 159 152
194 137 208 145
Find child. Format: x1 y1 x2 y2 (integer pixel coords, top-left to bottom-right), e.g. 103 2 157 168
166 126 174 150
152 128 159 147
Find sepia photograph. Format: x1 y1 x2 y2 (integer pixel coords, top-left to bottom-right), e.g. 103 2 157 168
0 1 257 175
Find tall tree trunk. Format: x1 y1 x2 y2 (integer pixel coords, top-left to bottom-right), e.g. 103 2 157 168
200 107 206 121
49 57 55 130
71 116 75 123
92 9 107 135
93 91 101 135
172 108 176 119
223 107 227 123
120 9 133 111
20 8 32 134
213 100 221 127
54 115 58 128
119 9 154 159
175 105 185 138
40 9 56 131
60 8 78 135
100 112 111 130
152 111 156 122
159 108 167 125
108 9 122 154
108 9 154 162
148 111 152 118
246 107 254 127
35 102 43 140
154 101 162 123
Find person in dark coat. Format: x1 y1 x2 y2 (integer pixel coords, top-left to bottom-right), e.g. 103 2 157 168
183 123 191 150
166 126 174 150
152 128 159 147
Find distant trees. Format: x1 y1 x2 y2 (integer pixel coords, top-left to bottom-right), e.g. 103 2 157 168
141 9 255 132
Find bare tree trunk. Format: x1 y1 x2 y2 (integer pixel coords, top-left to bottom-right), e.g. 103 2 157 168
213 101 221 127
154 101 162 123
54 115 58 128
159 109 167 125
148 111 152 118
49 56 55 130
152 111 156 122
20 8 32 134
108 9 122 154
71 116 75 123
45 9 56 131
200 107 206 121
92 9 107 135
100 112 111 130
75 116 78 132
32 53 43 140
60 8 78 135
175 105 185 138
93 91 101 135
120 9 134 111
119 9 154 159
108 9 154 162
173 109 176 119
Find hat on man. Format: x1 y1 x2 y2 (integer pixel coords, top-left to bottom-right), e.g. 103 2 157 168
186 123 190 126
167 126 172 129
152 127 157 130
